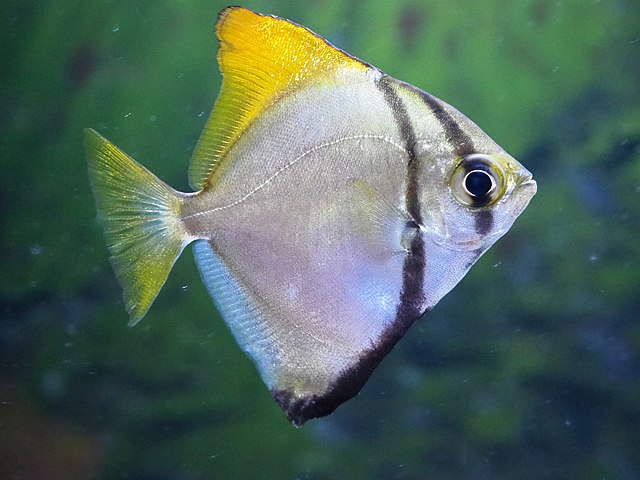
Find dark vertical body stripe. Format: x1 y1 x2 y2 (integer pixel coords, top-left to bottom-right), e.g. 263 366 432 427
376 77 423 225
376 76 427 328
273 76 431 426
272 76 429 426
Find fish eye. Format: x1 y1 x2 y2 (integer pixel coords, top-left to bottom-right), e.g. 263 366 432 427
464 170 494 197
450 154 504 208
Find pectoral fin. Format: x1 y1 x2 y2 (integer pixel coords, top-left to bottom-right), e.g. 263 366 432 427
348 178 420 256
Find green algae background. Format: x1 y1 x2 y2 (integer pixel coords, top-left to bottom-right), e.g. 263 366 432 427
2 0 639 478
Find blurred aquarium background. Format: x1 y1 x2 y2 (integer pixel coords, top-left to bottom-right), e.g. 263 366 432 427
2 0 639 478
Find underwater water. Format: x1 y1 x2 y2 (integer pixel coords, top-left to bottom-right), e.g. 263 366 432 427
2 0 639 478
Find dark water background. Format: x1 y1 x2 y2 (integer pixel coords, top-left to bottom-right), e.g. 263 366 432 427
2 0 639 478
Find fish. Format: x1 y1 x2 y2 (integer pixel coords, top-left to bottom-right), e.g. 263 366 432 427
85 6 537 426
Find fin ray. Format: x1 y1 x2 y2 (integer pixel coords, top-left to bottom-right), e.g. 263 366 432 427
85 129 192 324
188 6 370 190
349 178 415 256
193 240 277 385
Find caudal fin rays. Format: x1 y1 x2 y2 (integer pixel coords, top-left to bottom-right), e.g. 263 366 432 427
85 129 193 324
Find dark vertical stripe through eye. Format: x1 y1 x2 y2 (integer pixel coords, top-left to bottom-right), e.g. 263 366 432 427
474 209 494 235
417 89 475 157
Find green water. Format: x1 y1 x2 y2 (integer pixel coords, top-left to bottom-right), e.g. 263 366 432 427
2 0 639 478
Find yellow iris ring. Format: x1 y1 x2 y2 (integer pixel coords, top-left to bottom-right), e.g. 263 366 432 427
450 154 506 208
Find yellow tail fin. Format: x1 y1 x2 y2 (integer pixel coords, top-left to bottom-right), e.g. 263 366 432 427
85 129 192 325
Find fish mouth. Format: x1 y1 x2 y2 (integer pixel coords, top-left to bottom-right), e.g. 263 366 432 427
516 171 536 189
519 179 537 197
508 172 537 221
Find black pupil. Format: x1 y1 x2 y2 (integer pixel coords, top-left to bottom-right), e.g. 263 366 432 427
465 170 493 197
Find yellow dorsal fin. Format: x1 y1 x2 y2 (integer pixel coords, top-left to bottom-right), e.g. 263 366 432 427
188 7 370 190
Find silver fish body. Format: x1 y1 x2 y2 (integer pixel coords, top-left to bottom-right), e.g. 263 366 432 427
86 7 536 425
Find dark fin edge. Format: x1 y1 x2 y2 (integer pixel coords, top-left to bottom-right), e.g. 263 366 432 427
272 308 426 427
274 232 428 427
